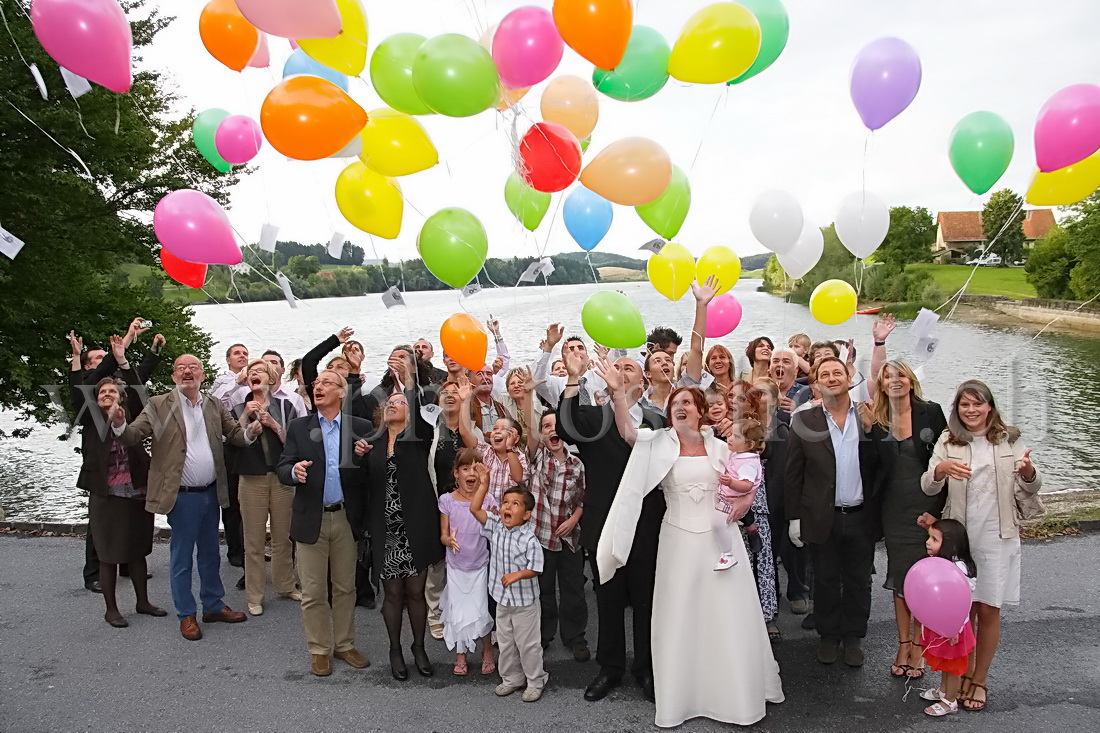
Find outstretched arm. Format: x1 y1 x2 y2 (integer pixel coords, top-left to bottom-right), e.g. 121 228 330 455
684 275 718 383
594 356 636 446
868 314 895 396
470 463 491 525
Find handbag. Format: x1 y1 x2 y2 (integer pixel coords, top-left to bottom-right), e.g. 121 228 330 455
1014 486 1046 521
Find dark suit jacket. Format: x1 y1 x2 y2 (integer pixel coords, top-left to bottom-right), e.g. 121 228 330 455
69 367 151 496
84 350 163 388
865 398 948 516
276 411 373 545
762 409 790 518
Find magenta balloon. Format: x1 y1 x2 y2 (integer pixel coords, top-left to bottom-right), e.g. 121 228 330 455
215 115 263 165
1034 84 1100 172
153 190 242 265
235 0 341 39
492 7 564 89
849 37 922 131
705 294 743 338
903 556 972 638
30 0 132 93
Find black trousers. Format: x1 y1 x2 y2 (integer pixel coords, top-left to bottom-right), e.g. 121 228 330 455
779 530 811 602
808 509 876 641
538 544 588 647
83 532 99 584
222 472 244 564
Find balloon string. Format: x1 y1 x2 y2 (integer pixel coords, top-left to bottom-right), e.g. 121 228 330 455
935 197 1025 320
0 3 32 68
0 95 93 177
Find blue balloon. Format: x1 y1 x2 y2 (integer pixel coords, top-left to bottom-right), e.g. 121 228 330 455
563 186 613 252
282 49 350 92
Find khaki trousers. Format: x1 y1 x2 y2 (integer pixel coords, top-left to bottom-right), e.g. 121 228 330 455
238 473 296 607
425 560 446 628
296 509 357 656
497 603 548 689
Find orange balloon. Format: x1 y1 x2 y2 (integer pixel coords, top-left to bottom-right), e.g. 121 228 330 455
553 0 632 70
440 313 488 371
580 137 672 206
261 76 368 161
199 0 261 72
497 85 530 110
541 75 599 141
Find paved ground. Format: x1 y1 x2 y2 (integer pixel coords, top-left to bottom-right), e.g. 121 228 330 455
1 533 1098 733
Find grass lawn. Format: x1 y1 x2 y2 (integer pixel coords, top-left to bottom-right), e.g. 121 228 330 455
909 263 1037 300
120 263 208 303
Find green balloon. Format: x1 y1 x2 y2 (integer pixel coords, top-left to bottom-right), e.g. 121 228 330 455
504 172 551 231
193 108 231 173
949 111 1015 195
370 33 433 116
580 135 592 153
727 0 790 85
592 26 669 102
582 291 646 349
418 207 488 288
412 34 499 118
636 165 691 238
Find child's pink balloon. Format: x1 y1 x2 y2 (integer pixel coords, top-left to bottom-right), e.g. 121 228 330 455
215 115 263 165
154 190 242 265
235 0 341 40
705 294 743 338
492 6 563 89
30 0 132 93
1035 84 1100 172
903 556 972 638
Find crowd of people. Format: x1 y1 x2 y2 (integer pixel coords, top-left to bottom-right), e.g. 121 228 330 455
66 289 1043 726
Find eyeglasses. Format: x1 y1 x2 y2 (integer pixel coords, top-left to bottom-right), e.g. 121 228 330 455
387 399 408 407
315 378 342 388
174 365 202 373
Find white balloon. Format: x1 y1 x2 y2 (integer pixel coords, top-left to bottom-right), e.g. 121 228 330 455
777 220 824 280
749 189 803 255
835 191 889 259
329 136 363 159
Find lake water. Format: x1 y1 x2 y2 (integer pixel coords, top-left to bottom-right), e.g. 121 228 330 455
2 279 1098 523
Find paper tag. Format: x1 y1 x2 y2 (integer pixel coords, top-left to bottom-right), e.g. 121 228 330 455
538 256 555 279
28 63 47 100
461 281 482 298
230 262 252 275
60 67 91 99
518 260 543 283
327 232 345 260
419 403 442 424
275 272 297 309
916 336 940 356
640 238 666 254
382 285 405 308
0 225 26 260
258 223 279 253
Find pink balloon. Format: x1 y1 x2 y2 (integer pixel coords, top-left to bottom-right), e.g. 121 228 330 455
154 190 242 265
492 7 564 89
235 0 341 39
705 294 743 338
289 39 300 50
30 0 132 93
903 556 972 638
247 32 271 68
215 115 263 165
1035 84 1100 172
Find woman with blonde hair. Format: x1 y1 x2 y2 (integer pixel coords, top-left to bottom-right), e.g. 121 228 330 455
705 345 735 393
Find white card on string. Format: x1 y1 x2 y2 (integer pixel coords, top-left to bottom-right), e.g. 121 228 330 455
327 232 345 260
275 272 298 309
381 286 405 308
518 260 542 283
462 281 482 298
0 225 25 260
28 63 47 99
419 403 442 425
231 263 252 275
258 223 279 253
60 67 91 99
538 256 555 279
640 238 666 255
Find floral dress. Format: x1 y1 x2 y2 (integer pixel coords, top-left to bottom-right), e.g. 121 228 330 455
381 454 416 579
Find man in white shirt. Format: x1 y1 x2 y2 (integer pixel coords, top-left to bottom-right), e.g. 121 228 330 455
209 343 250 570
533 324 608 407
262 349 308 418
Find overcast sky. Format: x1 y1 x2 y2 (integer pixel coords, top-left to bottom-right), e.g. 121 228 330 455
141 0 1100 263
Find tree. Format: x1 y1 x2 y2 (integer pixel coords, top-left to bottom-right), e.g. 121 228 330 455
1063 191 1100 300
1025 227 1075 299
981 189 1025 266
285 255 322 279
878 206 935 266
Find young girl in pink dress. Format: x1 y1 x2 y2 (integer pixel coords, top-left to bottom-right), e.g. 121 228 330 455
712 418 765 571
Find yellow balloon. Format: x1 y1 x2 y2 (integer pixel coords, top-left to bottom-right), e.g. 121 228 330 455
1026 153 1100 206
335 161 403 239
695 246 741 296
299 0 368 76
358 108 438 177
647 243 697 301
809 279 858 326
669 3 762 84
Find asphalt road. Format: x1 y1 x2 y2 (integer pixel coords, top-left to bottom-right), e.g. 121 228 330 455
1 533 1098 733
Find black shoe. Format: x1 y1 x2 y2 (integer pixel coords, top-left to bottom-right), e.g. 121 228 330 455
410 644 433 677
636 674 655 702
235 574 245 590
541 639 552 650
84 581 102 594
572 641 591 662
583 672 621 701
228 554 244 568
389 648 408 681
355 595 376 610
801 612 816 630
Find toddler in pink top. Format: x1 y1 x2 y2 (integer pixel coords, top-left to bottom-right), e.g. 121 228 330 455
712 418 765 571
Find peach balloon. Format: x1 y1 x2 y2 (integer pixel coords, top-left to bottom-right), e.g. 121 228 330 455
541 75 599 141
580 137 672 206
260 76 368 161
199 0 260 72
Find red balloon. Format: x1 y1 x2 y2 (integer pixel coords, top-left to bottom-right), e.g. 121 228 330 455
160 248 208 289
518 121 581 192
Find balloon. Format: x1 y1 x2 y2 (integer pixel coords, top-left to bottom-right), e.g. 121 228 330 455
949 111 1015 195
358 108 437 176
282 48 349 91
193 108 232 173
669 3 762 84
154 190 241 265
247 32 270 68
30 0 132 93
553 0 632 71
260 76 367 161
850 37 922 131
370 34 432 116
592 25 669 102
1026 153 1100 206
777 220 824 280
749 189 803 255
1034 84 1100 172
214 115 262 165
636 165 690 238
582 291 646 349
160 248 207 289
417 208 488 288
836 191 890 259
580 135 592 153
198 0 261 72
904 557 973 638
504 172 552 231
412 34 500 117
809 279 857 326
477 24 531 111
440 314 489 371
330 135 363 158
563 186 613 251
695 246 741 296
334 162 403 239
647 242 696 301
298 0 368 76
580 137 671 206
705 294 743 338
541 76 599 141
234 0 341 40
493 7 563 89
518 122 582 193
727 0 789 85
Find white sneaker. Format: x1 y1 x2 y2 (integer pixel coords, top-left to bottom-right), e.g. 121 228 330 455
495 683 524 697
920 688 945 702
924 699 958 717
248 604 263 616
713 553 738 571
522 686 544 702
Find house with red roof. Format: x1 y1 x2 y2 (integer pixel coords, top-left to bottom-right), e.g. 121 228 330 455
932 209 1056 263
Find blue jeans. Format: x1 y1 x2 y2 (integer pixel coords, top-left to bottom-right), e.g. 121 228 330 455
166 486 226 619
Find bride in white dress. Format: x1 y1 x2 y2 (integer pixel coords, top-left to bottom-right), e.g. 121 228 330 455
595 378 784 728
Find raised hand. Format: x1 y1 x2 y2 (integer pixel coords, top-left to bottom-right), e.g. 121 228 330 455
151 334 166 353
1014 449 1036 481
342 342 363 372
336 326 354 344
491 356 505 374
872 313 897 343
856 401 873 432
68 331 83 357
562 348 587 378
486 314 501 339
519 366 545 394
544 323 564 351
109 334 126 363
504 427 519 451
691 274 719 305
593 343 610 361
593 356 621 396
293 460 313 483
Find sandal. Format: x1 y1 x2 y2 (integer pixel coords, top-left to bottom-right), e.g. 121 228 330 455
453 660 468 676
767 625 781 643
890 639 912 677
962 683 987 711
925 699 958 717
480 657 496 675
906 643 925 679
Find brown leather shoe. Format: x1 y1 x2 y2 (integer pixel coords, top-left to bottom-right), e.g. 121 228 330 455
180 615 202 641
311 654 332 677
202 606 247 623
334 648 370 669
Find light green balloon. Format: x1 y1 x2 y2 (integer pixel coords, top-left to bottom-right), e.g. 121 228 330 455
949 111 1015 195
193 108 231 173
370 33 433 116
418 207 488 288
727 0 790 85
592 26 669 102
504 172 551 231
580 135 592 153
636 165 691 238
412 34 499 118
582 291 646 349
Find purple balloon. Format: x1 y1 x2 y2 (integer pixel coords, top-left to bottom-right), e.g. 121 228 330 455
850 37 922 131
903 556 972 638
1034 84 1100 172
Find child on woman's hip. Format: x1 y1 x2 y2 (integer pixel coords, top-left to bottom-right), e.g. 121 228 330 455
712 418 765 571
